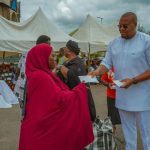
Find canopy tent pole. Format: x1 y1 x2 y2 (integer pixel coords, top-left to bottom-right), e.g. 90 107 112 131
87 42 91 72
2 51 5 63
88 42 91 60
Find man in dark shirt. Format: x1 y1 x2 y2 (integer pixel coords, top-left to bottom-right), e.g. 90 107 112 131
57 40 96 121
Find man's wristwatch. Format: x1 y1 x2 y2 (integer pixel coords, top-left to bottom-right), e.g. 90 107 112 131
132 78 138 84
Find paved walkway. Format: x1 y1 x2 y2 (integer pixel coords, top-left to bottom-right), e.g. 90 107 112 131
91 84 143 150
0 85 143 150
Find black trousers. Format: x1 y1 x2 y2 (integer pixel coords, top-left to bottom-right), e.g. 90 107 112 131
107 97 121 125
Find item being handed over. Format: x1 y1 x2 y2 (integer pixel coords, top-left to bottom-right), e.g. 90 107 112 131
113 78 133 88
113 80 125 87
79 75 99 83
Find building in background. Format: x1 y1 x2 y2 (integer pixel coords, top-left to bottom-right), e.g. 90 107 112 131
0 0 20 22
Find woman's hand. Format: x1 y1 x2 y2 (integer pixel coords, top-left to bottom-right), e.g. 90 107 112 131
60 66 69 79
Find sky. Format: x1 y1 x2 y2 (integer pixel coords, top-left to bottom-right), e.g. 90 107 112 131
20 0 150 33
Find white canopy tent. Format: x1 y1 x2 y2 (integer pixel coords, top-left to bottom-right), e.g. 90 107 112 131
71 15 120 53
0 9 120 58
101 23 120 40
0 8 77 55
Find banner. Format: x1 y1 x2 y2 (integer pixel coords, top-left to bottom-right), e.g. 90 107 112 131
10 0 17 11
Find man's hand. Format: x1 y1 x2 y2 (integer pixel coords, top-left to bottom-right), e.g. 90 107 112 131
120 78 134 88
88 65 109 77
88 69 100 77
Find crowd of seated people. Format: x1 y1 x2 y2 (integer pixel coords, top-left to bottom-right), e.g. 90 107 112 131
0 63 19 90
0 55 103 91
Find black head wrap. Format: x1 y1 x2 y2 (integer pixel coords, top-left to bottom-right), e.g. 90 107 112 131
36 35 51 45
66 40 80 55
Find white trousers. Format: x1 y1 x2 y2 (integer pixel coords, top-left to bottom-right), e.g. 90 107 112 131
119 109 150 150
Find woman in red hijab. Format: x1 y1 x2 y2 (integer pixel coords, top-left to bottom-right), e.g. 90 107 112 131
19 43 94 150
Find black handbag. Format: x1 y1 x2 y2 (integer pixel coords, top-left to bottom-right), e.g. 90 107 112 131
86 83 96 122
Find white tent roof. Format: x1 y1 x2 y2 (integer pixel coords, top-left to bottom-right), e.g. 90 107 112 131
0 8 76 52
72 15 120 53
101 23 120 40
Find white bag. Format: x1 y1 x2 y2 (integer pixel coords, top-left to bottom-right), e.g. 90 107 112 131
86 116 117 150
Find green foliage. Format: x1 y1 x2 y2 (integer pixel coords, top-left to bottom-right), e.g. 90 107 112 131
90 51 106 59
138 24 150 35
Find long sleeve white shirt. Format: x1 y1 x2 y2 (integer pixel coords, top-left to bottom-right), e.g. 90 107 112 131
102 31 150 111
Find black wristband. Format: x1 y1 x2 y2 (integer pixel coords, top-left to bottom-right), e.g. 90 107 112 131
132 78 138 84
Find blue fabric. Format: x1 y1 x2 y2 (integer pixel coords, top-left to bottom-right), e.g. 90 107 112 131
119 110 150 150
101 31 150 111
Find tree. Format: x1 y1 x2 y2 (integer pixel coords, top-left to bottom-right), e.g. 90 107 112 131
138 24 150 35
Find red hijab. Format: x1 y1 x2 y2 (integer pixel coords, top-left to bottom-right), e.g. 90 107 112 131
19 43 94 150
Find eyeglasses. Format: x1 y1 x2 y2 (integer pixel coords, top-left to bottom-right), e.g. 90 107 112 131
117 24 129 29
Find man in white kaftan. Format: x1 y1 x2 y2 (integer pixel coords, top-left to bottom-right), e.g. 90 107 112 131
89 12 150 150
